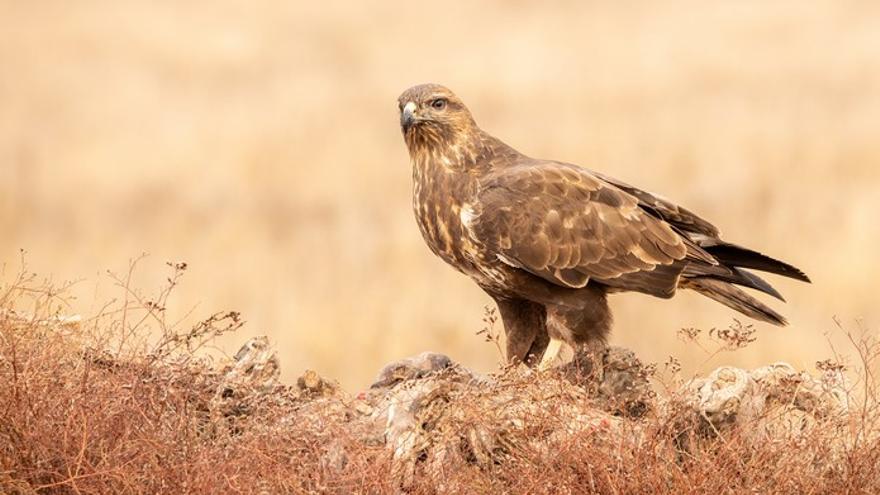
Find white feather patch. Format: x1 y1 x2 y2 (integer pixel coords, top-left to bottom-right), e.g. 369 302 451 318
459 203 476 227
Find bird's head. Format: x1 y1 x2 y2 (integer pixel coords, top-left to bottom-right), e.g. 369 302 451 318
397 84 477 151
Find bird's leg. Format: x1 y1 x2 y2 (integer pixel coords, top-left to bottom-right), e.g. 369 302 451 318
524 327 550 367
492 297 548 367
545 290 612 376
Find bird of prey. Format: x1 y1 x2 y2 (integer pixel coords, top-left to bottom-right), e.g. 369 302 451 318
397 83 809 368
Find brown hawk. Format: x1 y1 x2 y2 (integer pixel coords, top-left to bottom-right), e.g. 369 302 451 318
398 83 809 368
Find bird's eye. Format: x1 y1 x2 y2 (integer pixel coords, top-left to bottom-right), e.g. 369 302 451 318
431 98 447 110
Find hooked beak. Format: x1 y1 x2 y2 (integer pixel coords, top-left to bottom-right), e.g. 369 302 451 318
400 101 417 132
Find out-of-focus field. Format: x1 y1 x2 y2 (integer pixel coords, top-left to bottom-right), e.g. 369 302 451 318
2 1 878 389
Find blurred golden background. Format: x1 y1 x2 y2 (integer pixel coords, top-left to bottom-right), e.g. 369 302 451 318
2 1 878 389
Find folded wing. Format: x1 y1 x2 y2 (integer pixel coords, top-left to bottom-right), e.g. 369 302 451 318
470 162 710 298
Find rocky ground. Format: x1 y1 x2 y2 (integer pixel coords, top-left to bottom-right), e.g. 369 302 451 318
1 306 876 494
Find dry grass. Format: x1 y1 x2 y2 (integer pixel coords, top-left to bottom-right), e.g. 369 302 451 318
1 1 880 389
2 267 879 494
0 262 391 493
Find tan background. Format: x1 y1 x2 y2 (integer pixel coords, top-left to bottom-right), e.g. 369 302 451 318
2 1 878 389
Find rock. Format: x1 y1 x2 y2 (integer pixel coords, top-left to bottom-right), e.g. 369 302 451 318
296 369 339 398
370 351 456 388
211 336 283 419
553 345 655 417
596 346 655 417
681 360 849 450
208 337 852 491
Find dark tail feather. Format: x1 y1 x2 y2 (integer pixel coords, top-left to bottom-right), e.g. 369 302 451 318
682 264 785 301
702 242 811 283
680 240 806 324
727 267 785 301
680 277 787 326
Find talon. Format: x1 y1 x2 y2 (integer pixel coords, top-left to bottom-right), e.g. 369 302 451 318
538 338 565 371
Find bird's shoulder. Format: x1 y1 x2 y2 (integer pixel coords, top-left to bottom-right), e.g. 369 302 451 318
477 159 640 214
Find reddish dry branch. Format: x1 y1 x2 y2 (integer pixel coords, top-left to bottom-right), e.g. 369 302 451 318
0 308 877 494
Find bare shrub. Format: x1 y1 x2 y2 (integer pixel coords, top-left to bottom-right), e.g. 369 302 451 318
1 261 878 494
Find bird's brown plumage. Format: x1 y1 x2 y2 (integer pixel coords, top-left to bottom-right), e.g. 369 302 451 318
398 83 810 366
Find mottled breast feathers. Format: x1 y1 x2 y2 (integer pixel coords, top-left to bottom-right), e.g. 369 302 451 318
466 162 698 297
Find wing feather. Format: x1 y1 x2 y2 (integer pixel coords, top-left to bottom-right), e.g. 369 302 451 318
471 162 693 296
591 170 721 238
